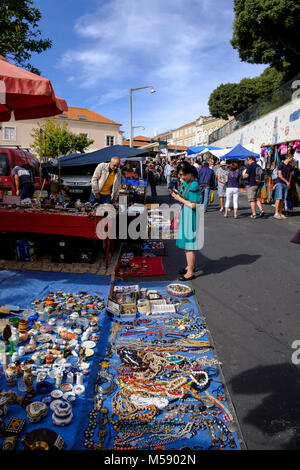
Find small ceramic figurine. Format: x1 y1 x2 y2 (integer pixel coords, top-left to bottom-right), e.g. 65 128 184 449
22 364 35 397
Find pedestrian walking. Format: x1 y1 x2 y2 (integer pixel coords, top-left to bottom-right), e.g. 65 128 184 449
216 161 228 212
146 164 158 200
224 162 241 219
197 161 215 213
164 161 177 191
273 153 294 220
243 156 265 219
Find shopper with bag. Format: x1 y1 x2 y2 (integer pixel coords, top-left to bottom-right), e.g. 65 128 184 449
170 161 200 281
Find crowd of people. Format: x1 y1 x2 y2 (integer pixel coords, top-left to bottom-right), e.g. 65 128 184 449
87 150 298 224
143 152 298 220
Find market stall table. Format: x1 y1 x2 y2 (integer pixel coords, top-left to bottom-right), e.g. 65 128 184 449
0 208 114 269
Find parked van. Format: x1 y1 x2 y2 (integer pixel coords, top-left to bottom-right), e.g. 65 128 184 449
0 147 48 198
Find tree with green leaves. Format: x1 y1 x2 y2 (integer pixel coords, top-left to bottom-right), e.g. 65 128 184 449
231 0 300 78
30 118 94 159
0 0 52 74
208 67 285 120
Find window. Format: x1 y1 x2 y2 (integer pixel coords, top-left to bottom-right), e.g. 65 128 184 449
0 153 9 176
78 115 87 120
3 126 16 141
59 114 67 118
106 135 115 146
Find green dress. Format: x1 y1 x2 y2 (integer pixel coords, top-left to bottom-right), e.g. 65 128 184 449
176 180 201 251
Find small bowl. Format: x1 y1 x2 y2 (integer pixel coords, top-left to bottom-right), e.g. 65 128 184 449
51 389 63 399
63 392 76 403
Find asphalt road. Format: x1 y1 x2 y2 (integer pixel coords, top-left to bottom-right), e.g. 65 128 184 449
126 184 300 450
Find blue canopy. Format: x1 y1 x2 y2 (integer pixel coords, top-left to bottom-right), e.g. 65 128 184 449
220 144 260 160
43 145 149 171
187 145 222 155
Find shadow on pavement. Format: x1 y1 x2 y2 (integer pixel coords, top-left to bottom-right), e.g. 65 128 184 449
195 254 261 276
229 363 300 450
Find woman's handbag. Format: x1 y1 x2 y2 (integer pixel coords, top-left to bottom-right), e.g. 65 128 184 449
170 183 192 231
210 191 214 203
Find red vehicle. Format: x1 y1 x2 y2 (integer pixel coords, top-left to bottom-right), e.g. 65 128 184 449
0 147 47 198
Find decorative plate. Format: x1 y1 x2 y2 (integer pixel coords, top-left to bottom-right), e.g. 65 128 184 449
166 283 193 298
73 384 85 395
36 334 53 343
81 341 96 349
60 383 73 392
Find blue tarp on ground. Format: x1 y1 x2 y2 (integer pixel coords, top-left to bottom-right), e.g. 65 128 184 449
42 145 149 172
220 144 260 160
0 270 111 450
0 270 242 450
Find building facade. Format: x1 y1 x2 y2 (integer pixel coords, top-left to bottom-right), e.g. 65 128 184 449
0 107 123 154
195 116 233 146
170 121 197 147
154 116 231 149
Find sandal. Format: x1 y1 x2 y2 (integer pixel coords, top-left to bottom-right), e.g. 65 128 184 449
249 214 257 219
259 211 265 217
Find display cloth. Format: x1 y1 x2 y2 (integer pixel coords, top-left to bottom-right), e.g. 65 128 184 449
0 270 242 450
0 270 111 450
115 256 166 278
0 209 102 239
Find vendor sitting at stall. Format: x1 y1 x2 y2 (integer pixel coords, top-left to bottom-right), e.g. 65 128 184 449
11 164 35 200
89 157 121 204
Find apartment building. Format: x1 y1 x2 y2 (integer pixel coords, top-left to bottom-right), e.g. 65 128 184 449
196 115 233 146
171 121 197 147
0 107 123 153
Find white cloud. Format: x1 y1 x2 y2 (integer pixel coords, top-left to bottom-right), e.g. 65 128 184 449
57 0 266 136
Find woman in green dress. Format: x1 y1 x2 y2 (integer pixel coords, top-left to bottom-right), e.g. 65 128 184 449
170 161 201 281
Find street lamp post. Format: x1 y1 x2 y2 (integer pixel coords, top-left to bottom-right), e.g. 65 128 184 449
129 86 155 148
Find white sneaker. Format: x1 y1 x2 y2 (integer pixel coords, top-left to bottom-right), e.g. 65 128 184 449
280 214 287 219
273 213 282 220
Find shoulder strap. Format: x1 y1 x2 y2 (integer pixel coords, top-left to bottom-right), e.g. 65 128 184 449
180 182 193 208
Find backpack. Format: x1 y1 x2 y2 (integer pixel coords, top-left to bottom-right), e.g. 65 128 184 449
255 165 266 184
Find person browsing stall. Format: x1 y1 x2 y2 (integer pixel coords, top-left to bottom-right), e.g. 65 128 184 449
90 157 121 204
11 164 35 200
273 153 294 220
170 161 201 281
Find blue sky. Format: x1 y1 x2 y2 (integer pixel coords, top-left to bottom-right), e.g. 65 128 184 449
32 0 266 138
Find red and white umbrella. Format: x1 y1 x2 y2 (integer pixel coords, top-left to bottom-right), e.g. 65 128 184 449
0 57 67 121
